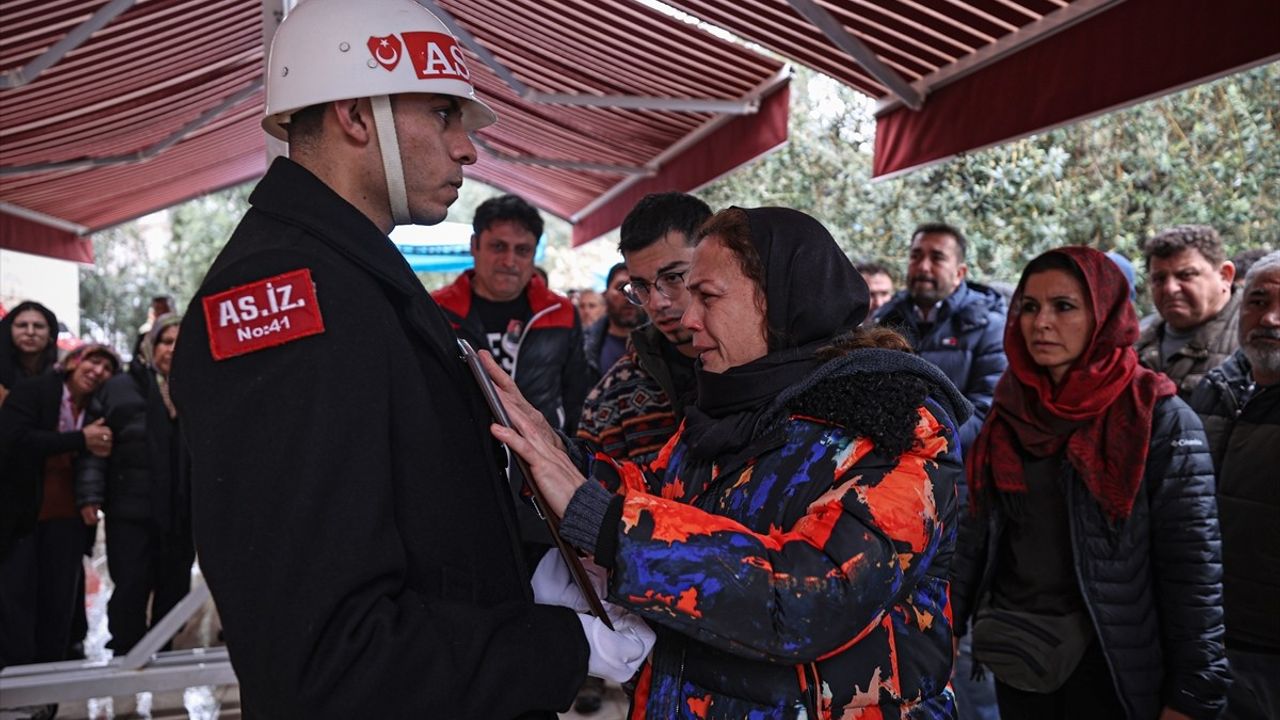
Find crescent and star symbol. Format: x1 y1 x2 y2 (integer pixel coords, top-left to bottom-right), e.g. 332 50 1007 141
375 38 398 66
367 35 401 71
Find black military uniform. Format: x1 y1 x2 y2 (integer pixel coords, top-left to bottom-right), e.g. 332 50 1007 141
171 158 587 718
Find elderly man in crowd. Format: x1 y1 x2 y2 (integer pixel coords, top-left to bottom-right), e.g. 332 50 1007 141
1190 250 1280 720
1136 225 1239 398
576 289 606 327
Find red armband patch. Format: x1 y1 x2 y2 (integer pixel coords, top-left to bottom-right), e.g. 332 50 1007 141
202 268 325 360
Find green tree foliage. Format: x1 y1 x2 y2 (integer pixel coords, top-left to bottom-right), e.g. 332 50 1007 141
699 62 1279 308
165 184 253 303
79 221 164 351
79 184 251 353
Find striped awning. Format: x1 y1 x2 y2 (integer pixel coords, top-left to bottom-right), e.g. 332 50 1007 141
662 0 1280 176
3 0 1277 261
0 0 788 260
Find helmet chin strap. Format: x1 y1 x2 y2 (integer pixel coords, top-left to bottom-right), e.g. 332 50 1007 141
370 94 411 226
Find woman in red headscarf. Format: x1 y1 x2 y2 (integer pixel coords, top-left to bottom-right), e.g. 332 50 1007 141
950 247 1228 720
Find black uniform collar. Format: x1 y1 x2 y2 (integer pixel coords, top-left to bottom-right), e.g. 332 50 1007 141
250 157 472 376
249 157 421 299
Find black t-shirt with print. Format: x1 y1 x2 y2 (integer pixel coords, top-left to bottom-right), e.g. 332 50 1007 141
471 293 532 374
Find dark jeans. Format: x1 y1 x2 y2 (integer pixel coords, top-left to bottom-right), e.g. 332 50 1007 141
105 517 195 653
994 641 1124 720
1225 647 1280 720
0 518 86 668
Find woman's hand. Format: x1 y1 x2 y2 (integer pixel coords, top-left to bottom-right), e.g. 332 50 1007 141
479 350 566 455
482 350 586 516
491 420 588 518
83 417 112 457
80 504 101 526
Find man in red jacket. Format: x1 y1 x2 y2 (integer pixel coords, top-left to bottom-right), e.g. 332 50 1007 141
433 194 590 434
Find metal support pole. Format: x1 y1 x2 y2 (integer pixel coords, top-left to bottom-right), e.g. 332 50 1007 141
1 0 138 89
786 0 925 110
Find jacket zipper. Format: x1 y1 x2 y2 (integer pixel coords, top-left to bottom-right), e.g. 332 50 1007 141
510 302 561 384
1065 475 1128 713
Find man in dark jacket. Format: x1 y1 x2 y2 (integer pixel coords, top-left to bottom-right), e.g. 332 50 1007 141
577 193 708 465
433 194 590 434
582 262 644 377
874 223 1007 459
1136 225 1240 399
168 1 651 715
874 222 1005 720
1189 250 1280 720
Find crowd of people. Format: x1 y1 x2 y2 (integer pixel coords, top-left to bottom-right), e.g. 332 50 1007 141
0 297 193 686
1 1 1277 719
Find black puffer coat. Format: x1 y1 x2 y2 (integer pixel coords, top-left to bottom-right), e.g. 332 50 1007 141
0 372 88 555
951 396 1229 719
76 372 190 534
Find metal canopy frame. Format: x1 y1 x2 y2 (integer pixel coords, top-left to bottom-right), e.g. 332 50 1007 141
786 0 924 109
426 0 762 115
0 582 237 706
0 0 138 89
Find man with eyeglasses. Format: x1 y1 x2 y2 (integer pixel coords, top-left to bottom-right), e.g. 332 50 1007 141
577 193 710 464
583 263 646 378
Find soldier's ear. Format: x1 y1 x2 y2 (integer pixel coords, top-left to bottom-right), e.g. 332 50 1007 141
330 98 374 146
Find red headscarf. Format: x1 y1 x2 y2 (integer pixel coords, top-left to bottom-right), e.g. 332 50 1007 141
967 246 1176 522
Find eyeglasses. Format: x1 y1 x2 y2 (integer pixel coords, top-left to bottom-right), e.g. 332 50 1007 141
622 269 688 306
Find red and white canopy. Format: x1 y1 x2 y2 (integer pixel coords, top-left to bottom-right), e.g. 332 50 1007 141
2 0 1276 261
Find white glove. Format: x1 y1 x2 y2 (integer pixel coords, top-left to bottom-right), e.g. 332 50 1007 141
577 611 655 684
530 549 608 614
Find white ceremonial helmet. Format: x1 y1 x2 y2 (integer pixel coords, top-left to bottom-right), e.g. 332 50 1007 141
264 0 497 224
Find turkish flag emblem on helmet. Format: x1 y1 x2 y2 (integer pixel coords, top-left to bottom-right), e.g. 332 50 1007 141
367 35 402 72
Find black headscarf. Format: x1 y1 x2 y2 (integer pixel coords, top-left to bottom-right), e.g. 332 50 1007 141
0 300 59 390
684 207 868 460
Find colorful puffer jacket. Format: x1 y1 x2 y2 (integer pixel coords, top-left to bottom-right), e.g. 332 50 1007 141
584 350 969 719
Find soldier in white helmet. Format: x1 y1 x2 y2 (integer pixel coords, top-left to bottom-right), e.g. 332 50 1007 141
170 1 652 716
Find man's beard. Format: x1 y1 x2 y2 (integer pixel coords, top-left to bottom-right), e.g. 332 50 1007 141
609 307 645 329
909 275 946 305
1242 329 1280 377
